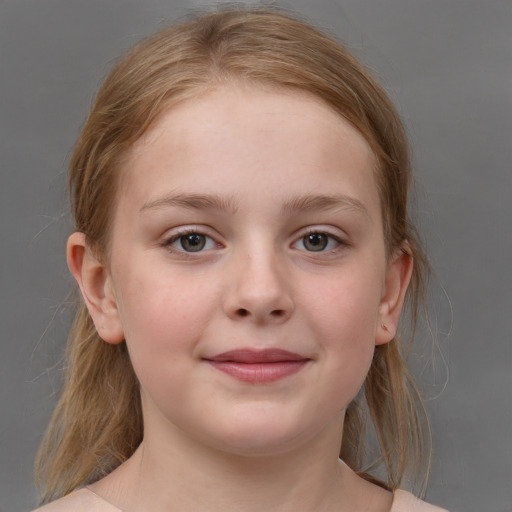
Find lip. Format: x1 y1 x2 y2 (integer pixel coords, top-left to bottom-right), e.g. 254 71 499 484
205 349 310 384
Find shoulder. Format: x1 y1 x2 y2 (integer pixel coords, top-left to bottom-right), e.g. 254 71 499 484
391 490 449 512
32 488 122 512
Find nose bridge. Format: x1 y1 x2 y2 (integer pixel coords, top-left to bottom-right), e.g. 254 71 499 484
224 238 293 323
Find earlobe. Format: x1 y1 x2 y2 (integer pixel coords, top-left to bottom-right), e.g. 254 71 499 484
67 232 125 344
375 246 413 346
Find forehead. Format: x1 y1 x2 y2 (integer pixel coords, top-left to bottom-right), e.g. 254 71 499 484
118 84 380 218
140 84 371 149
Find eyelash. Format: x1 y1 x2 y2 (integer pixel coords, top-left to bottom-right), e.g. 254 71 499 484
293 229 346 254
163 228 220 256
162 228 347 256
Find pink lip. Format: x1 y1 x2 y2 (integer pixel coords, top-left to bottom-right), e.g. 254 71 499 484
205 349 309 384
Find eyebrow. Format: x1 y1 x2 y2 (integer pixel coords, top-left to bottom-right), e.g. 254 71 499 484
140 193 239 214
282 193 369 218
140 192 368 218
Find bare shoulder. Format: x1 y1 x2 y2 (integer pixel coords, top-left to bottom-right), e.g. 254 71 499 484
32 488 122 512
392 490 449 512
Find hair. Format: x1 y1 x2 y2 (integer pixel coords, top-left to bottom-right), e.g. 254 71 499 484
35 5 431 504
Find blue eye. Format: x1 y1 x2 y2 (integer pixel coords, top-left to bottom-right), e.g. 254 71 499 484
294 232 342 252
167 231 217 253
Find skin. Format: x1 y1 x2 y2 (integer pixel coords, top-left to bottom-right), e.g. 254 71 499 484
65 85 412 512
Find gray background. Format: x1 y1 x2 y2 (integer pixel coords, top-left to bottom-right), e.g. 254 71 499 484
1 1 511 511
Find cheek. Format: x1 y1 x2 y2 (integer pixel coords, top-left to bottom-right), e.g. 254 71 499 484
301 266 383 395
306 266 382 342
113 266 218 384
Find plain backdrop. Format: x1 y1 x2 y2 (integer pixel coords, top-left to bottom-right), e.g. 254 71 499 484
1 1 511 511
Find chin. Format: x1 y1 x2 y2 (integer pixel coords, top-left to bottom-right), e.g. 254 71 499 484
203 409 323 458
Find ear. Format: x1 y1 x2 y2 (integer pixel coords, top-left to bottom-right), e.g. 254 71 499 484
375 245 413 346
67 232 124 344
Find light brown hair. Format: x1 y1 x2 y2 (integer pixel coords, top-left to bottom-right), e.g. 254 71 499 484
35 6 430 503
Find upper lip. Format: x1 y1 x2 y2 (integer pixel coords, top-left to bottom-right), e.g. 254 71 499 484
206 348 308 363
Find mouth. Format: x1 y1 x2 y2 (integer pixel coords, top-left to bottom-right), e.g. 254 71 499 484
204 349 310 384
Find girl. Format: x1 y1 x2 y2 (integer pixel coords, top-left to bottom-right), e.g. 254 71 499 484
34 7 448 512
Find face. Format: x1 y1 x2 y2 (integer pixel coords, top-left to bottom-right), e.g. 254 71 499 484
77 85 410 457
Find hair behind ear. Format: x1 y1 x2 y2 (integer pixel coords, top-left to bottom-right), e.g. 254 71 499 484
341 340 431 495
34 302 142 503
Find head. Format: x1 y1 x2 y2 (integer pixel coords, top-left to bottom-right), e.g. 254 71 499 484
36 6 429 502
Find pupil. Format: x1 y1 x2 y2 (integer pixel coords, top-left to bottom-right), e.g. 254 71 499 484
305 233 327 251
181 234 206 252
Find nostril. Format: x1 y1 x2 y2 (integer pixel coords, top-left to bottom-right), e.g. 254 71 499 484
233 308 288 319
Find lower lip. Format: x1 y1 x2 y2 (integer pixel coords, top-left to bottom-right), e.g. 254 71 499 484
207 360 308 383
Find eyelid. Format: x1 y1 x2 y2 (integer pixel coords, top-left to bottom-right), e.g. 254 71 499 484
160 225 349 256
162 226 223 254
291 227 349 253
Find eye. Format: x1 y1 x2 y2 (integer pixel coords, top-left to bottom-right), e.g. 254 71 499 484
293 231 342 252
166 231 218 253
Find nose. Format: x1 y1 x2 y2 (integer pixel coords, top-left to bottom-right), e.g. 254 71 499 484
223 248 294 325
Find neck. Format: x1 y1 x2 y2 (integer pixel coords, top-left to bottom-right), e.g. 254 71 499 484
91 414 391 512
